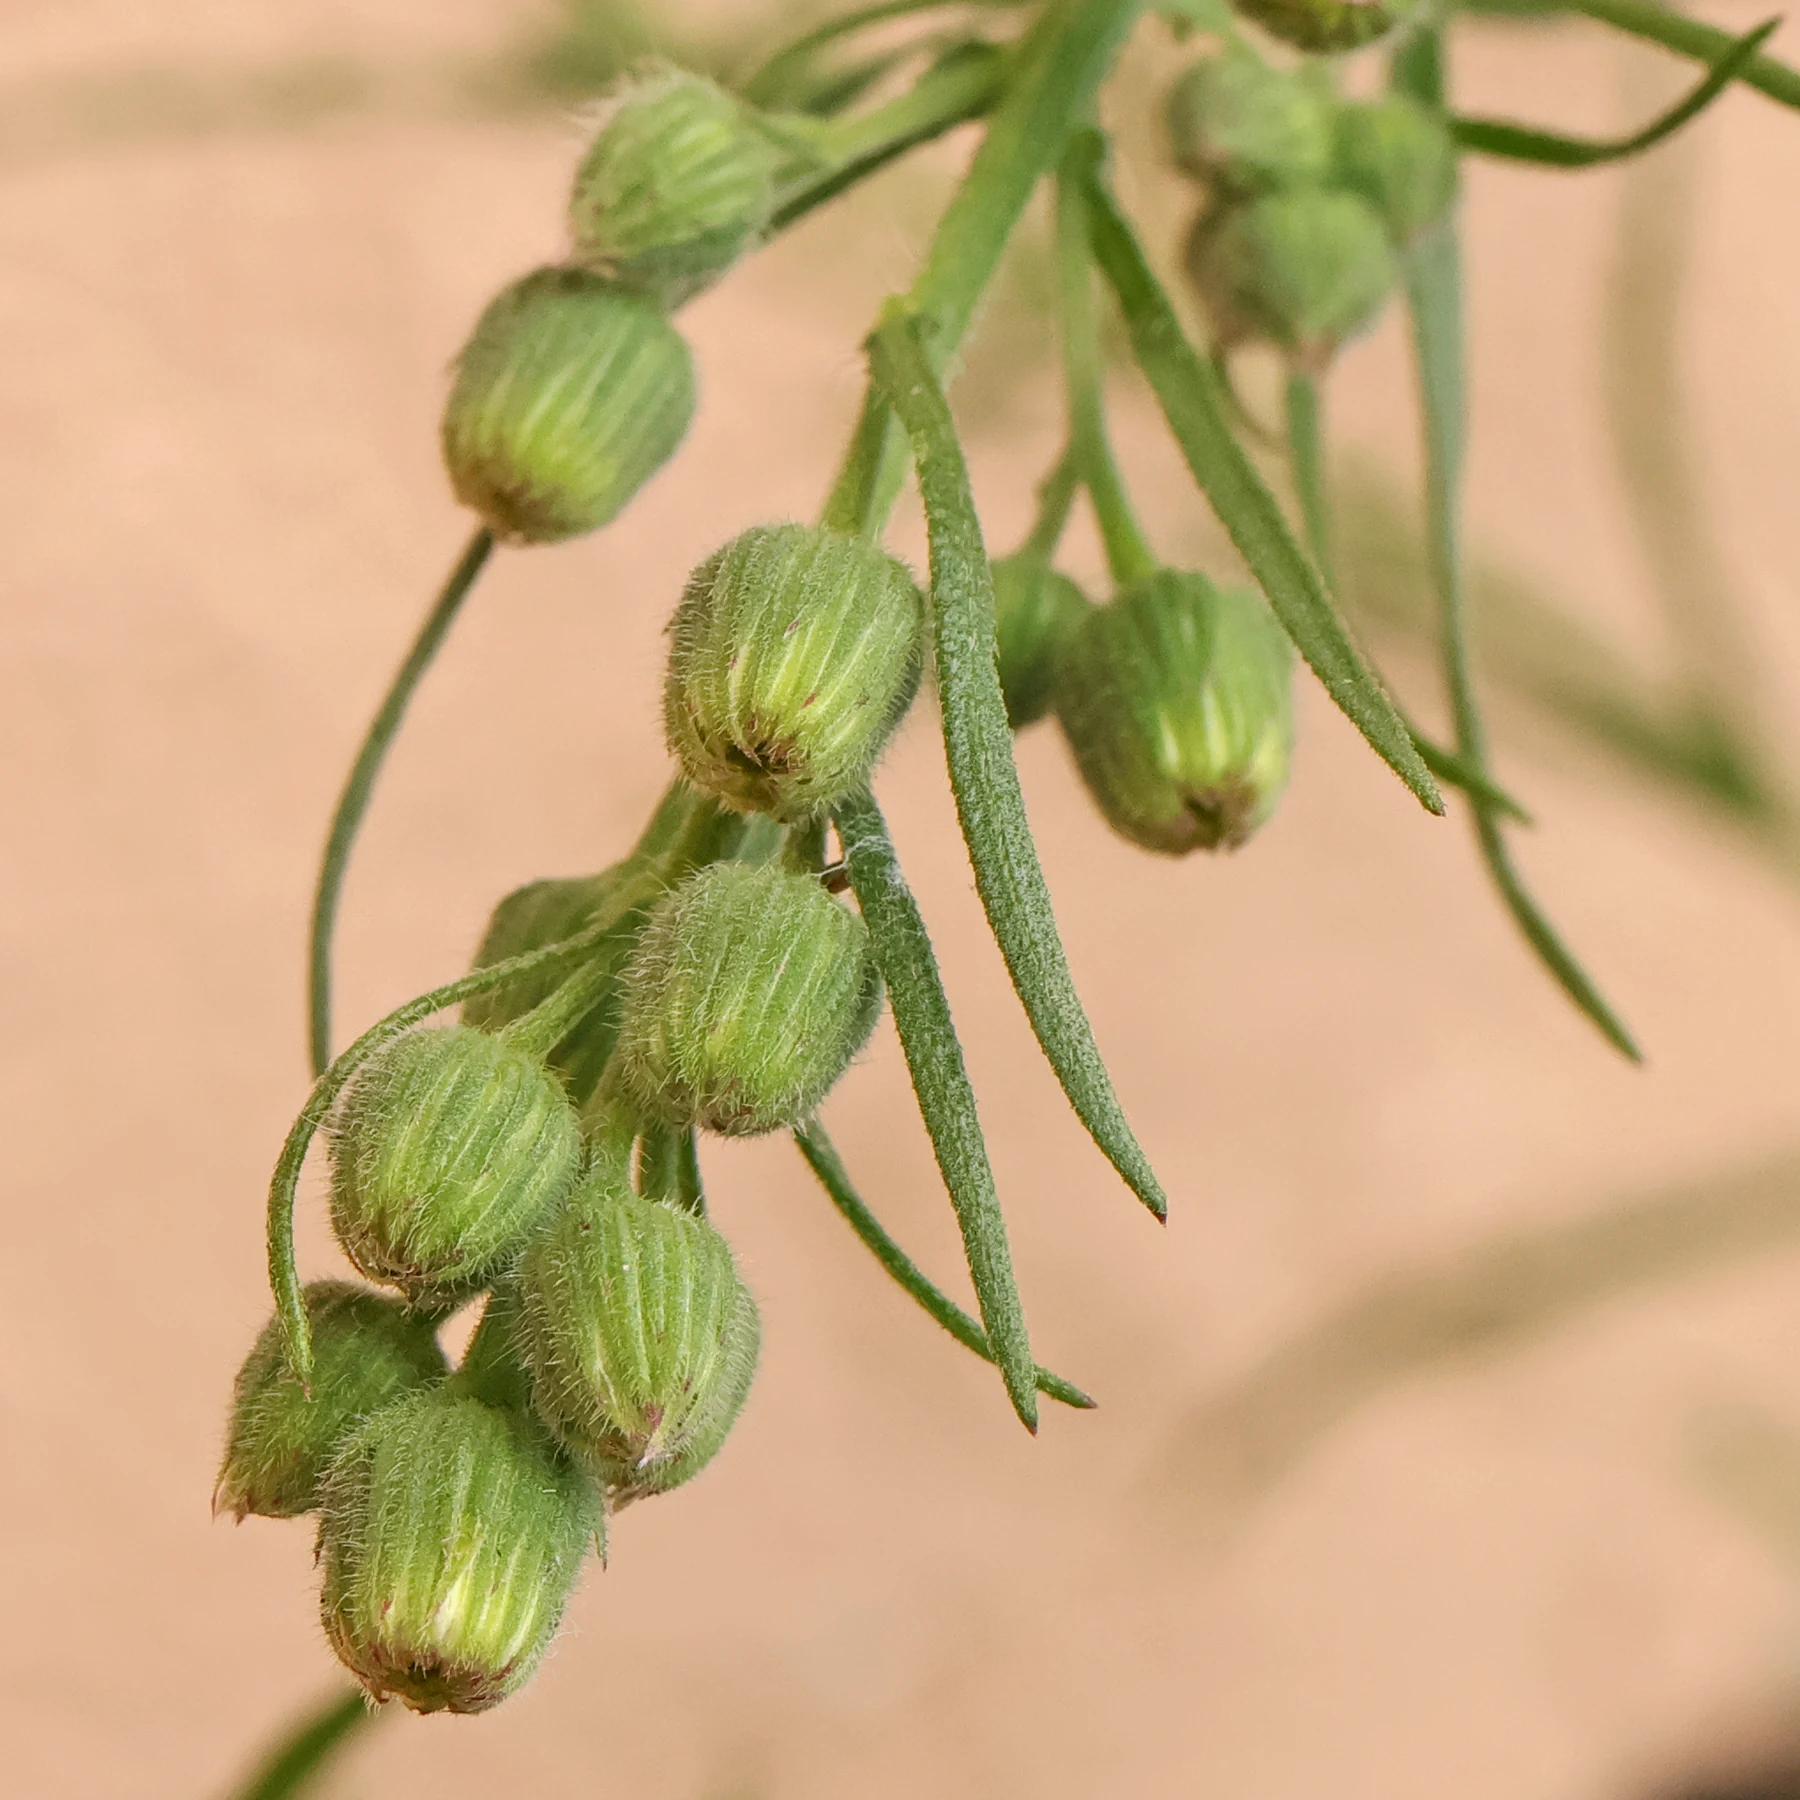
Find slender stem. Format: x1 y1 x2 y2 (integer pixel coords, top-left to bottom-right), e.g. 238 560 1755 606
455 1282 532 1411
307 526 493 1079
1569 0 1800 112
1020 446 1081 562
1283 367 1333 593
1056 143 1156 586
221 1690 371 1800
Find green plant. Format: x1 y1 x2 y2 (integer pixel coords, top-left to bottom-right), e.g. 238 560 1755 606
214 0 1800 1782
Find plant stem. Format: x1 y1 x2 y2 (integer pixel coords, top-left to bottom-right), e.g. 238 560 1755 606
1020 446 1081 561
1570 0 1800 112
1283 367 1333 592
307 527 492 1078
221 1690 371 1800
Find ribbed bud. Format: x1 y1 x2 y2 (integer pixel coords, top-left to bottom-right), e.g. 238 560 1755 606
441 266 695 544
1333 96 1458 246
317 1387 593 1714
616 862 881 1136
664 523 924 822
328 1026 583 1308
1184 188 1395 366
1226 0 1416 53
992 555 1090 730
519 1176 759 1499
1056 569 1295 855
569 69 783 305
1166 51 1334 192
215 1282 446 1522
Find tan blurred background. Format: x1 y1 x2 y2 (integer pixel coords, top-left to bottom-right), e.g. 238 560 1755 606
11 2 1800 1795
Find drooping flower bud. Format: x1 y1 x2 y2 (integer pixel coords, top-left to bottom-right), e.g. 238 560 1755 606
1333 95 1458 246
1055 568 1295 855
1165 50 1335 192
616 861 881 1136
1184 188 1395 366
519 1175 759 1500
991 555 1091 730
215 1282 446 1522
317 1386 593 1714
328 1026 583 1309
663 522 925 822
569 69 785 306
441 265 695 544
1226 0 1416 53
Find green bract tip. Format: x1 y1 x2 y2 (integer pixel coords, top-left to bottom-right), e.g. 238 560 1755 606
1165 49 1336 193
441 265 695 544
1056 568 1295 855
616 861 882 1137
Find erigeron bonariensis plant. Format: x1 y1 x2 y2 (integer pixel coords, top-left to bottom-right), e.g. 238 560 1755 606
218 0 1800 1764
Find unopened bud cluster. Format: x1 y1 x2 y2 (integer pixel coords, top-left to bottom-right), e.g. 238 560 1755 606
1170 46 1456 366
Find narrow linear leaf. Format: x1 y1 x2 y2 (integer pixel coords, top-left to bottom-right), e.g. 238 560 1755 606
795 1120 1096 1409
1409 727 1532 824
1570 0 1800 115
225 1688 372 1800
868 312 1168 1223
1404 195 1641 1061
1080 163 1445 817
1454 18 1779 167
833 786 1040 1430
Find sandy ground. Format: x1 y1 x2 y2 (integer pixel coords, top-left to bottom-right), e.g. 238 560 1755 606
10 4 1800 1796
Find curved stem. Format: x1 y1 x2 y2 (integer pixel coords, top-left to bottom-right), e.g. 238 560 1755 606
1020 446 1080 562
222 1690 371 1800
307 526 493 1078
1284 367 1333 592
1569 0 1800 113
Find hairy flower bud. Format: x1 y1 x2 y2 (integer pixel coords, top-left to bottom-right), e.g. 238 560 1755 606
519 1176 759 1499
329 1026 583 1308
617 862 881 1136
1333 95 1458 246
664 523 925 821
216 1282 446 1521
1184 188 1395 366
1056 569 1295 855
441 266 695 544
991 555 1090 730
1165 50 1334 192
317 1387 593 1714
569 69 784 305
1227 0 1416 53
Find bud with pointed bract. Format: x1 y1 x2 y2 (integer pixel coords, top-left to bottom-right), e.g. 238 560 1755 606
1227 0 1417 54
664 523 924 822
441 265 695 544
328 1026 583 1309
519 1175 759 1500
569 69 785 306
617 861 881 1136
215 1282 446 1521
1184 188 1394 367
991 555 1090 730
1056 569 1295 855
1333 95 1458 246
317 1386 593 1714
1166 50 1335 192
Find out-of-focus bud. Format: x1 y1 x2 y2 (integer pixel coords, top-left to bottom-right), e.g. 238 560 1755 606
317 1386 593 1714
1184 187 1395 366
441 266 695 544
1055 568 1295 855
1165 50 1335 192
616 862 881 1136
328 1026 583 1309
215 1282 446 1521
569 69 784 305
663 522 924 822
519 1175 759 1500
1226 0 1417 54
1332 95 1458 246
991 555 1090 730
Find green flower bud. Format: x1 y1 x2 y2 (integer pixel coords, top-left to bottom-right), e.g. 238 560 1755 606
1184 188 1395 366
1227 0 1417 53
664 523 925 822
616 861 881 1136
216 1282 446 1521
318 1386 593 1714
992 555 1091 730
1056 568 1295 855
441 266 695 544
569 69 784 305
1333 95 1458 246
519 1176 759 1499
1165 50 1335 192
328 1026 583 1308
